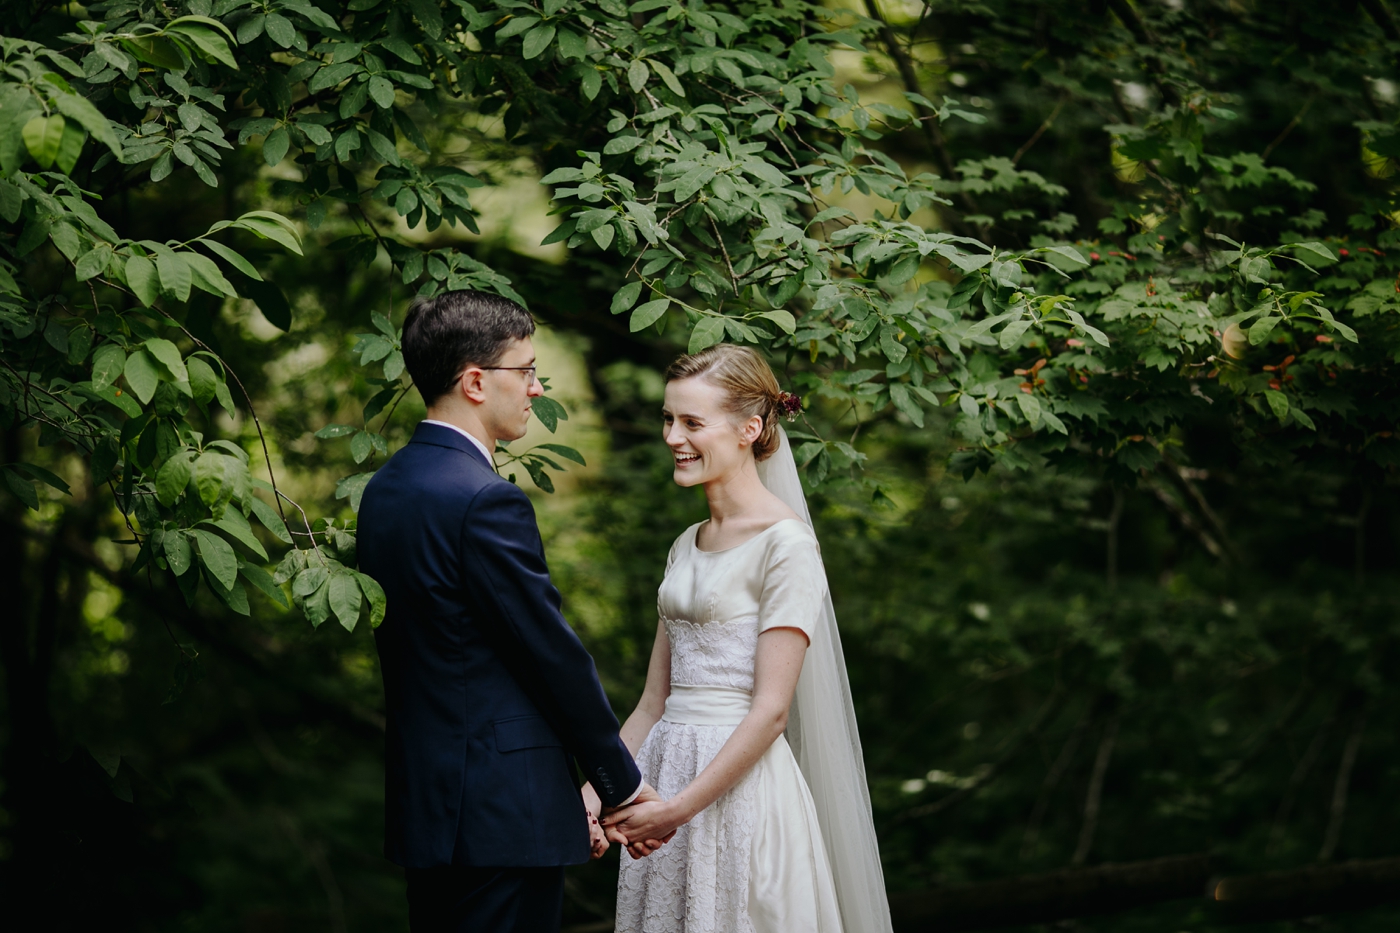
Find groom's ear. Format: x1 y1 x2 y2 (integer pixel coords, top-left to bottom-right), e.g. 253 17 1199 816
458 366 488 404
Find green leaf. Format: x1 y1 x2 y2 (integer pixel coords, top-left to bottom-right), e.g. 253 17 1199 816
156 251 192 302
248 494 292 544
958 393 978 417
126 255 160 306
198 238 262 281
188 356 217 403
2 467 38 510
50 90 122 158
650 59 685 97
74 246 111 282
231 211 303 256
241 278 292 330
166 22 239 68
293 564 328 598
762 309 797 334
22 114 65 169
329 573 362 631
630 298 670 332
120 35 185 70
522 24 556 59
1248 316 1281 345
191 529 239 591
54 119 85 174
193 450 230 508
208 510 269 560
156 452 192 505
240 560 289 608
144 338 188 383
580 68 602 101
628 59 650 93
335 472 373 512
163 530 193 576
263 126 289 165
1016 392 1043 427
889 383 925 427
91 343 126 391
688 316 725 353
123 349 160 404
1290 241 1337 265
356 571 387 628
1264 389 1290 422
537 443 586 465
556 27 587 61
368 75 395 109
9 462 70 495
1041 244 1089 269
315 423 357 438
611 281 643 314
531 395 567 432
262 12 297 48
186 252 238 298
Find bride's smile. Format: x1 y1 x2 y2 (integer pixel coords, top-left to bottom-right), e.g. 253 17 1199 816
661 375 760 488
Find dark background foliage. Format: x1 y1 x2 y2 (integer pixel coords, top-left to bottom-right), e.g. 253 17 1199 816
2 0 1399 931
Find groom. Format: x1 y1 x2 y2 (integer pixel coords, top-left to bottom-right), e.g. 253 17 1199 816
359 289 654 932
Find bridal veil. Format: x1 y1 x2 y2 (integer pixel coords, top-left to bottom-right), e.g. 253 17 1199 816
756 427 893 933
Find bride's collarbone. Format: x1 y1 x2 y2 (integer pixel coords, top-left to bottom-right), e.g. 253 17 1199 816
695 513 797 552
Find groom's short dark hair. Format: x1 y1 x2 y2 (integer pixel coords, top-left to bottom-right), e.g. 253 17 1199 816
402 289 536 405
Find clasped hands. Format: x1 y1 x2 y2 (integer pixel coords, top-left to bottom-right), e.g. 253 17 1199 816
585 782 681 860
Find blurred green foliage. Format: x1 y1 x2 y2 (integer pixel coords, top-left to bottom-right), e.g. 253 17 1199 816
2 0 1400 930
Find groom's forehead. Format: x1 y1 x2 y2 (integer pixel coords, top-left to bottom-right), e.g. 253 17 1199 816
497 336 535 364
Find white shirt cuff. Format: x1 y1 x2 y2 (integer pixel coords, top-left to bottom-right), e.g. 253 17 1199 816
616 782 643 808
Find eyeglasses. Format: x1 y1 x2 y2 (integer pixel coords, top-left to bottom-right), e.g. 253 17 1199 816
480 365 538 381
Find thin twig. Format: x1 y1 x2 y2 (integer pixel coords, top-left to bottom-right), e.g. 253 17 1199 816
1012 95 1069 166
1021 700 1098 858
1318 709 1366 861
95 276 293 529
709 216 740 296
1072 707 1121 866
1262 94 1316 161
898 688 1066 823
1269 702 1343 854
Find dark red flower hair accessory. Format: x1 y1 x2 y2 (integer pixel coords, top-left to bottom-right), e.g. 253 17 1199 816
776 390 802 421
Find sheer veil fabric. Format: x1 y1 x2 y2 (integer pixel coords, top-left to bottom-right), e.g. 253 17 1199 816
756 427 893 933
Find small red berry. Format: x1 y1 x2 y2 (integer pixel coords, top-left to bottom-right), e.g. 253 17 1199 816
1338 248 1350 257
1089 252 1100 261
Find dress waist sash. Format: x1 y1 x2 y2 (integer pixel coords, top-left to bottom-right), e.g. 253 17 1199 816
662 684 753 726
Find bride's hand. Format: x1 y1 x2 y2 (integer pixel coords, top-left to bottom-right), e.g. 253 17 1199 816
587 812 610 859
600 800 682 858
581 783 609 859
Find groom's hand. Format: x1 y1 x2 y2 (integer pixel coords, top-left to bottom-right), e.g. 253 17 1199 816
601 783 680 858
602 783 673 856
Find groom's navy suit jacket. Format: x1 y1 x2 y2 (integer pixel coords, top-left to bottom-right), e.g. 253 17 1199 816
359 422 640 869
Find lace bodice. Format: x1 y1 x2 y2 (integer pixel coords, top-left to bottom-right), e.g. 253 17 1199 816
657 520 827 692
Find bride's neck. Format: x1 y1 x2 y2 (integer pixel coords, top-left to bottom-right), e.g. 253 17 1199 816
702 459 769 525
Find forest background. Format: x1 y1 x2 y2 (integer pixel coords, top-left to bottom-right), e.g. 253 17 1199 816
2 0 1399 930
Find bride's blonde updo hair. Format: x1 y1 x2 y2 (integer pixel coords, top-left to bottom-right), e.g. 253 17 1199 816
665 343 786 462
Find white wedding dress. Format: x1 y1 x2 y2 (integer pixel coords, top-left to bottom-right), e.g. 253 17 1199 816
615 518 844 933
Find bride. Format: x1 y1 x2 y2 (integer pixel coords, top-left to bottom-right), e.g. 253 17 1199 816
590 344 892 933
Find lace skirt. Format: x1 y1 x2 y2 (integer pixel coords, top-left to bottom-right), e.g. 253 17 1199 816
614 686 842 933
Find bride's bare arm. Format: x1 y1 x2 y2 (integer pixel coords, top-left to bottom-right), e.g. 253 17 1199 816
601 627 807 848
584 620 670 832
619 619 672 756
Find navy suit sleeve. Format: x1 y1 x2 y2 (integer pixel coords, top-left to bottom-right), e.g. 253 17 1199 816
460 481 642 807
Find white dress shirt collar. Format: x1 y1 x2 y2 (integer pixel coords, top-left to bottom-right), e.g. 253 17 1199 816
422 419 495 466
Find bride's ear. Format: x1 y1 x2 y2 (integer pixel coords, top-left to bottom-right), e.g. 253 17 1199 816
738 413 764 449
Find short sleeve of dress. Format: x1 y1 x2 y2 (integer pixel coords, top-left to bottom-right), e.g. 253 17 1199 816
757 523 828 642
